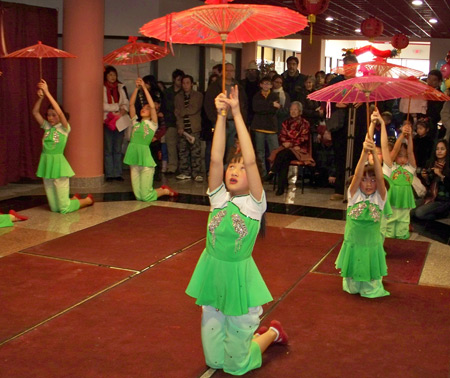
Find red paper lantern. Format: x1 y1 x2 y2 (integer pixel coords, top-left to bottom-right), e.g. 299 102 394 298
361 17 384 41
295 0 330 44
391 33 409 51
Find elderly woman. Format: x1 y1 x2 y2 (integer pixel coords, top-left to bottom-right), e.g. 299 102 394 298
265 101 314 195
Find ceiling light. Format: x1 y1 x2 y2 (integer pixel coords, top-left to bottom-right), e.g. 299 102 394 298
355 28 361 33
326 16 333 21
412 0 423 5
429 18 438 23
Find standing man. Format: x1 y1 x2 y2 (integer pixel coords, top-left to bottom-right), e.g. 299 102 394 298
174 75 204 182
426 69 444 140
240 60 260 127
164 69 185 174
282 56 307 102
204 63 247 158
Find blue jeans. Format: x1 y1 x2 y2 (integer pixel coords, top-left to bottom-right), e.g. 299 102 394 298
254 132 279 176
104 127 124 178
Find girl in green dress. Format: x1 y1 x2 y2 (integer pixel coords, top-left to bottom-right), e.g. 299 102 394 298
32 80 93 213
186 86 287 376
124 78 177 201
335 116 390 298
381 120 416 239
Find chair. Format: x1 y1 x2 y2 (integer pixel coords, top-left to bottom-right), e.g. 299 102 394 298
272 138 315 194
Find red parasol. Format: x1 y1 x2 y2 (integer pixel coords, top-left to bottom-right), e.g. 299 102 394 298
1 41 76 79
308 75 431 131
140 0 307 92
103 36 168 76
332 58 424 79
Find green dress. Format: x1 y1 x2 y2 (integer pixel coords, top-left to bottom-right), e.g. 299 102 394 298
385 163 416 209
336 189 388 282
186 184 273 316
123 117 157 167
36 121 75 179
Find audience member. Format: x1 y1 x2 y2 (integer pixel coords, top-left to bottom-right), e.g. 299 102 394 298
164 68 185 174
250 76 280 176
413 118 434 175
240 60 261 126
271 74 291 131
204 63 247 159
281 56 307 102
426 69 444 140
103 66 129 182
265 101 313 195
175 75 204 182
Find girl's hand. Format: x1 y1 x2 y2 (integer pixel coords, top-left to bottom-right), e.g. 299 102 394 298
401 122 412 137
227 85 240 112
363 137 375 153
37 89 44 98
370 107 381 122
135 78 144 88
214 93 229 114
37 79 49 94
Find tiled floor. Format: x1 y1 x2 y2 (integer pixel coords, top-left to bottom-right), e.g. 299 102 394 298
1 170 449 288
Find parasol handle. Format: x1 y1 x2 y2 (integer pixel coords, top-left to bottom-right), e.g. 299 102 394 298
39 57 42 80
136 64 140 77
407 97 411 122
221 35 227 116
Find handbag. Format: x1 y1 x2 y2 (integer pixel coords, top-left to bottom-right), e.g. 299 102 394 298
104 112 120 131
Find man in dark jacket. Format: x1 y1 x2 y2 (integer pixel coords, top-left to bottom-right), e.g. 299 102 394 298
203 63 247 159
282 56 307 102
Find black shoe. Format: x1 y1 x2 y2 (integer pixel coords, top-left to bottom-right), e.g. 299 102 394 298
114 177 125 182
275 187 284 196
263 172 275 182
105 177 114 182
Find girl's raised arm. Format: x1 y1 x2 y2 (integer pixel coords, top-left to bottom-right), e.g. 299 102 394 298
405 127 416 168
349 137 372 198
139 79 157 124
37 79 69 129
129 80 139 120
32 88 45 126
227 85 263 200
375 107 392 167
208 94 227 191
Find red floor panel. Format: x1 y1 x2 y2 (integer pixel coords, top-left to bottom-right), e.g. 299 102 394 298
314 237 430 284
0 227 341 377
22 206 209 270
0 253 131 343
215 273 450 378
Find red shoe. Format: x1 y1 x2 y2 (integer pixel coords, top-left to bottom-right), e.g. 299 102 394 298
255 326 268 336
9 210 28 221
87 194 95 205
72 193 81 199
161 185 178 197
270 320 288 345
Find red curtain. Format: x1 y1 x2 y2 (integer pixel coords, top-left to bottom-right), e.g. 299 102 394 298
0 2 57 186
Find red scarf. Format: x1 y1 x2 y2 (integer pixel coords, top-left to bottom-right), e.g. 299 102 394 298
105 81 119 104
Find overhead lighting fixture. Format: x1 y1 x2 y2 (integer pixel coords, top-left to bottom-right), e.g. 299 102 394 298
412 0 423 5
355 28 361 33
429 18 438 23
326 16 334 21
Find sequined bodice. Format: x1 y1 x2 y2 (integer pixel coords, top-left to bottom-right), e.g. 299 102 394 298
130 121 155 145
206 201 259 262
42 126 68 154
344 200 383 245
391 166 413 186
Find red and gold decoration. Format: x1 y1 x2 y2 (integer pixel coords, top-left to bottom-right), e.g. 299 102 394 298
343 45 398 59
360 17 384 41
391 33 409 52
294 0 329 44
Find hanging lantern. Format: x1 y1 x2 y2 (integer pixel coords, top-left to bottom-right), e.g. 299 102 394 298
361 17 384 41
391 33 409 53
295 0 330 44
